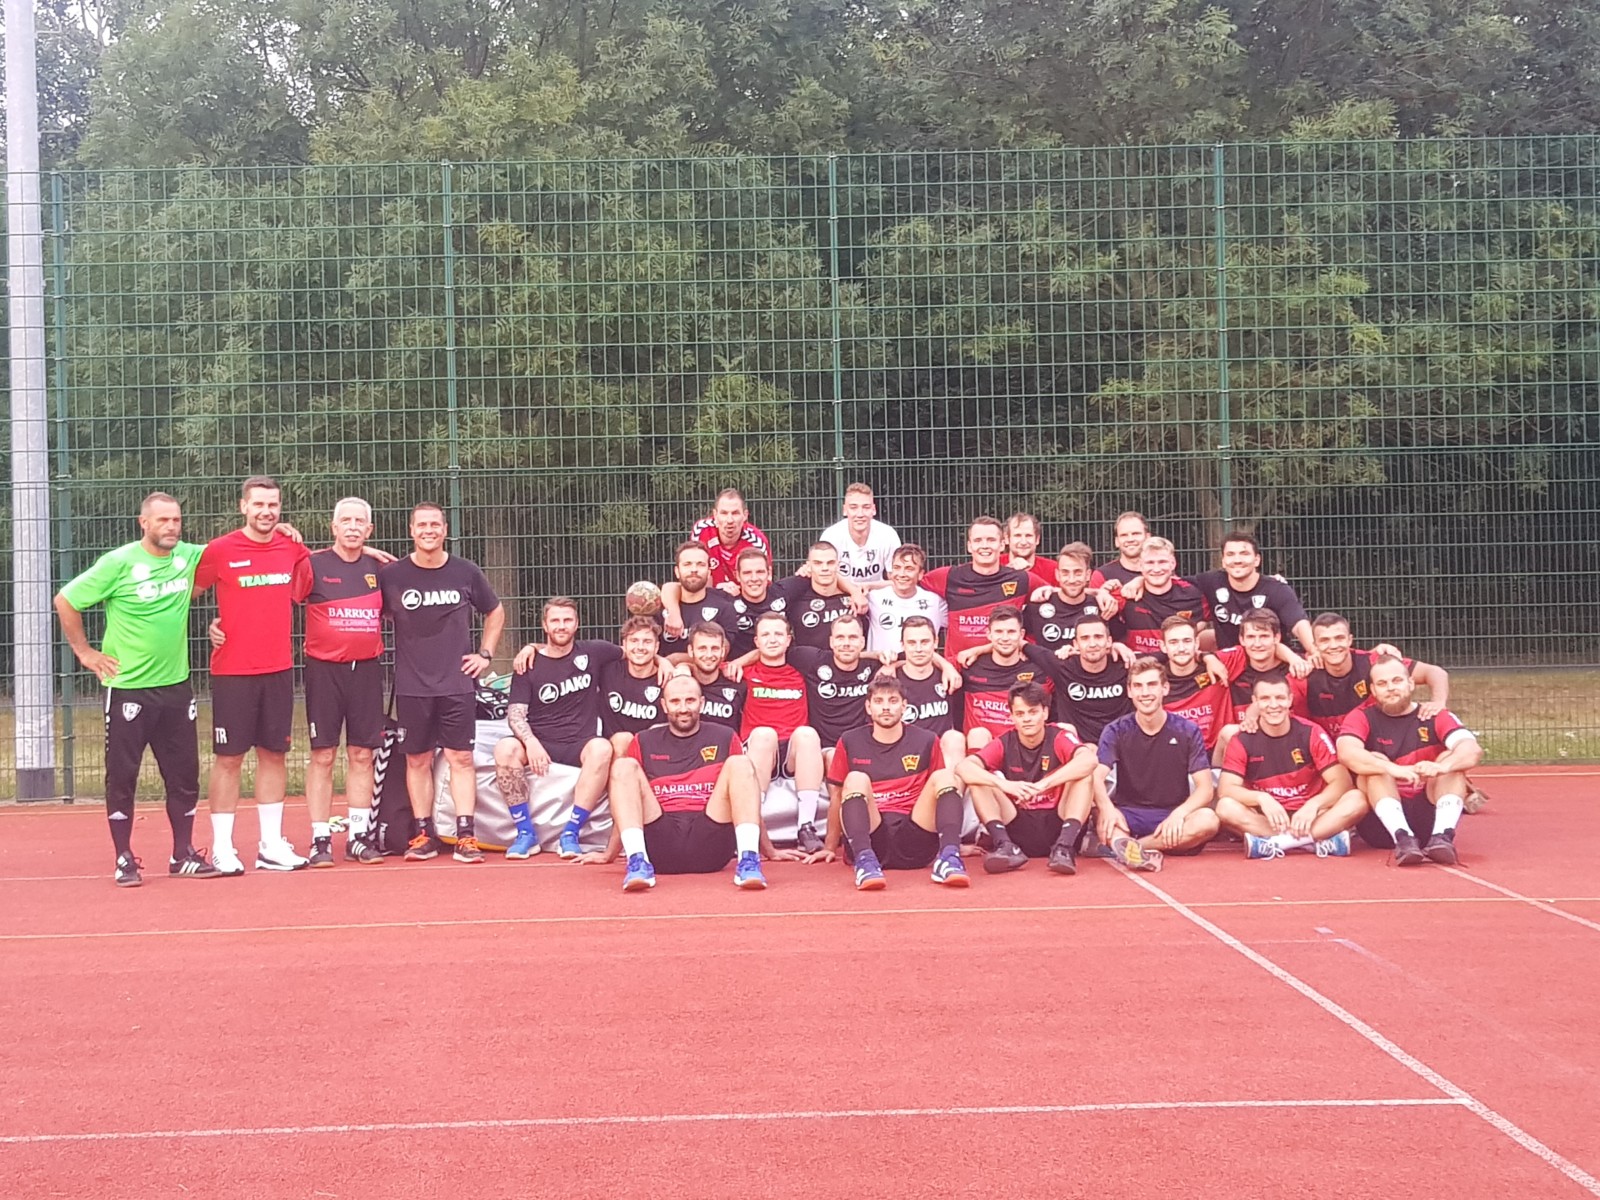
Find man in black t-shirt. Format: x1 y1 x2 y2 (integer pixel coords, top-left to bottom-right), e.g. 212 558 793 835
716 548 792 659
778 542 867 651
379 502 504 865
679 620 748 729
1053 616 1132 745
657 541 740 653
1192 530 1314 655
601 615 670 755
893 615 970 770
1024 541 1106 656
799 614 879 756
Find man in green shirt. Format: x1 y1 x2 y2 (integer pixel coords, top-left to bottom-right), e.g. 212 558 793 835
55 492 221 887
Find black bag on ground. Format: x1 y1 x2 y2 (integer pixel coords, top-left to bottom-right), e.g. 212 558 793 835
371 717 415 855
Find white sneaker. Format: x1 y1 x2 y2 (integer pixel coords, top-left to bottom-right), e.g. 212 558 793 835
256 839 309 871
213 846 246 877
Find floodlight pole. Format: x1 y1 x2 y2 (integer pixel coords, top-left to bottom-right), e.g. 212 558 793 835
6 0 60 799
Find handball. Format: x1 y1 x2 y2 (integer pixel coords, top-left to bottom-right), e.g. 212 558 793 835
625 580 664 616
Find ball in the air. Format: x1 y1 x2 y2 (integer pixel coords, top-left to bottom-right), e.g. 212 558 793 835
625 580 664 616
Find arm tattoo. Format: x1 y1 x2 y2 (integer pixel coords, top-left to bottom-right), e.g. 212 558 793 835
508 703 533 741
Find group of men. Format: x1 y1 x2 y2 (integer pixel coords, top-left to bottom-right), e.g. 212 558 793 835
58 480 1482 892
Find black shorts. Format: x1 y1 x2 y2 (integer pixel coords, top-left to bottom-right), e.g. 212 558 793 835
398 693 476 754
1356 797 1437 850
1007 807 1065 859
211 670 293 755
848 811 939 871
304 657 385 750
538 736 595 769
643 810 736 874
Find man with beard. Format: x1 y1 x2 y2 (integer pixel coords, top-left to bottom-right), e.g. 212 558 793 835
1304 613 1450 739
657 541 740 653
600 616 671 757
678 621 747 730
1024 542 1110 657
955 605 1060 742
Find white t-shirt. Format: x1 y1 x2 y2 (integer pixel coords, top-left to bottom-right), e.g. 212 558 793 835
820 518 901 585
867 586 947 655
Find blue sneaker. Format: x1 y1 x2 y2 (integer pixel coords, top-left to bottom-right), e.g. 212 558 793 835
930 847 970 888
505 829 540 860
622 853 656 892
732 851 768 890
1315 830 1352 858
853 850 887 891
557 829 582 860
1246 834 1285 860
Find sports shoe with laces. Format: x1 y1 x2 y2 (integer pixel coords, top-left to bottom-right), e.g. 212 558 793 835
1111 835 1163 872
1246 834 1285 860
114 853 143 888
983 839 1028 874
853 850 887 891
213 846 245 876
1047 836 1078 875
622 853 656 892
732 851 768 889
1314 831 1352 858
404 833 442 861
453 835 485 864
930 847 970 888
256 839 309 872
795 822 825 855
307 837 335 868
557 829 583 859
168 849 221 879
505 829 540 859
345 836 383 864
1391 829 1426 867
1423 829 1458 865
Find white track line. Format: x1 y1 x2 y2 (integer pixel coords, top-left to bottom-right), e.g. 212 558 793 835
0 1097 1464 1146
1114 867 1600 1197
1439 867 1600 935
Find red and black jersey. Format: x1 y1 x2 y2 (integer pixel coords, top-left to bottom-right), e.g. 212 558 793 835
1221 717 1338 810
196 530 311 676
1340 705 1470 771
691 519 770 589
898 669 957 736
776 577 858 651
740 653 812 740
802 653 878 744
601 663 664 737
510 639 622 743
921 563 1032 657
1305 650 1414 737
1216 646 1308 714
1090 560 1140 590
961 644 1058 736
697 677 746 729
1052 657 1131 745
1112 579 1209 655
299 548 383 663
974 724 1086 810
629 722 744 813
1024 594 1102 656
827 725 943 814
1162 664 1234 750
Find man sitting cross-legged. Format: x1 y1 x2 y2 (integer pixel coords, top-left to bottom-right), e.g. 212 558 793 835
580 673 802 890
956 680 1097 876
1216 677 1368 860
1337 655 1482 866
810 673 970 890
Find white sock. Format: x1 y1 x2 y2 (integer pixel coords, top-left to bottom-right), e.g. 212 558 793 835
1373 797 1411 837
1268 833 1314 852
1434 794 1464 834
211 812 235 852
797 789 820 826
620 827 648 859
735 823 760 855
348 807 372 836
257 801 284 846
311 821 332 840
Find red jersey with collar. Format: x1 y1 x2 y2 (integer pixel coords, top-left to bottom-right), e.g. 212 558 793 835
195 530 310 676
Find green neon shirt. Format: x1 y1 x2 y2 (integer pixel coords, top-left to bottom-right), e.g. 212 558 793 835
59 540 203 690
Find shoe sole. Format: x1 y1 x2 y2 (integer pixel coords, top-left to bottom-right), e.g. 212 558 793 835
1393 850 1426 866
622 877 656 892
255 859 309 872
404 850 439 861
309 859 336 869
733 875 768 890
1424 844 1458 865
115 877 143 888
347 855 385 865
983 855 1026 874
505 849 540 860
855 876 887 891
1048 858 1077 876
453 854 485 864
170 870 222 879
932 872 971 888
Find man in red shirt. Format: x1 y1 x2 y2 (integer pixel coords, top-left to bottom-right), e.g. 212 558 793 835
1003 512 1059 591
194 476 312 876
921 516 1032 657
737 612 826 850
1158 616 1234 755
1338 656 1482 866
1305 613 1450 737
691 488 771 589
1216 677 1367 858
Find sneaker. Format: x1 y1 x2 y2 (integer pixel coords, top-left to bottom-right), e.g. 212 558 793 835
557 829 582 860
1079 828 1115 859
930 847 970 888
256 839 309 872
1423 829 1458 865
213 846 246 877
1047 837 1078 875
168 849 221 879
1392 829 1426 867
1246 834 1286 860
733 851 768 890
505 829 540 860
114 853 143 888
404 833 442 861
622 853 656 892
1464 784 1491 814
307 838 335 868
795 822 826 855
983 839 1028 874
1314 831 1352 858
453 835 485 864
1111 836 1163 873
853 850 887 891
345 836 384 864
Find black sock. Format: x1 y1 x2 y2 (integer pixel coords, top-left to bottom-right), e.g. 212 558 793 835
414 816 432 839
456 815 475 838
985 819 1012 847
166 791 196 859
935 786 963 852
107 797 135 858
840 793 873 857
1056 818 1083 852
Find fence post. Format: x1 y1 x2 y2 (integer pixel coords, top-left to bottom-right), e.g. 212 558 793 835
827 154 845 506
442 161 462 532
1212 142 1234 534
49 171 75 800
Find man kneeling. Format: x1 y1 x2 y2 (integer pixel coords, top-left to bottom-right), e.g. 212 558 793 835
581 674 791 890
813 674 969 890
956 680 1096 875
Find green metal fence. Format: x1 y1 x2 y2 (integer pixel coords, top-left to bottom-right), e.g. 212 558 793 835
9 137 1600 796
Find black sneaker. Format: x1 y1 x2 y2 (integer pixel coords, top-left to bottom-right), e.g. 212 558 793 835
404 833 442 861
168 849 221 879
1047 837 1078 875
308 837 335 868
114 853 143 888
1423 829 1458 865
1392 829 1426 867
795 822 826 855
345 836 384 864
983 840 1028 874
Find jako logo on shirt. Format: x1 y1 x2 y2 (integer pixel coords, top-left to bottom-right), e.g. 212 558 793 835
1067 682 1124 701
538 674 592 705
401 588 462 610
